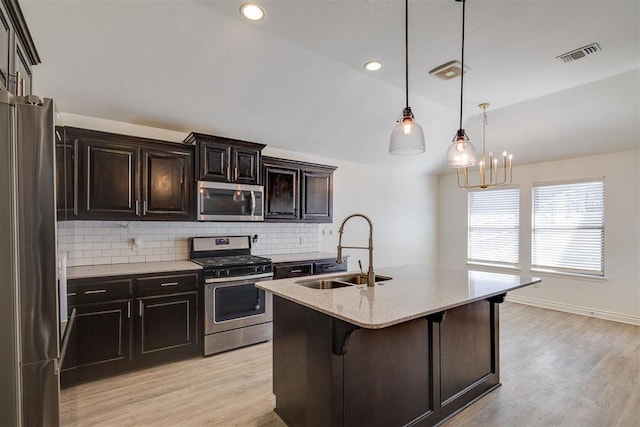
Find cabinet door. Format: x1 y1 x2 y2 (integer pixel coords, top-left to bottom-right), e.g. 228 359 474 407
232 147 261 185
136 292 199 366
0 5 10 91
141 148 193 219
61 300 133 387
14 41 31 95
301 168 333 223
78 138 140 219
264 164 299 220
55 131 77 220
199 141 230 182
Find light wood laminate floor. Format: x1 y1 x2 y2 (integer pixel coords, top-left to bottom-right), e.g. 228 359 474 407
61 302 640 427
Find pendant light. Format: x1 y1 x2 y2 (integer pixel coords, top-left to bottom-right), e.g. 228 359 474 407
446 0 476 167
389 0 425 155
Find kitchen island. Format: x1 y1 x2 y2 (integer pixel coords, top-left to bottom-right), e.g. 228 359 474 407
256 265 540 427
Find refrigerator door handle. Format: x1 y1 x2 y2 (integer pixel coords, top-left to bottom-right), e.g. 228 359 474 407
57 307 76 374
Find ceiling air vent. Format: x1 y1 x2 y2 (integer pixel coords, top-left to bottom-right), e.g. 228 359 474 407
429 60 470 81
556 43 602 63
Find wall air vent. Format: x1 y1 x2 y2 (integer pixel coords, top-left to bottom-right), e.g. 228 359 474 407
428 60 470 81
556 43 602 63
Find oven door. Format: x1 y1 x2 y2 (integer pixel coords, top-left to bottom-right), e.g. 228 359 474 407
198 181 264 221
205 273 273 335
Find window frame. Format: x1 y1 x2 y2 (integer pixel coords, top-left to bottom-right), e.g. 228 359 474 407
531 177 605 277
467 186 520 269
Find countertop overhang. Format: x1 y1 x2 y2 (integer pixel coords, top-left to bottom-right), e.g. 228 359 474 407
256 265 541 329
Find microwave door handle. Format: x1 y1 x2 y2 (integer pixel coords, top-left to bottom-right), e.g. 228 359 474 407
250 191 256 216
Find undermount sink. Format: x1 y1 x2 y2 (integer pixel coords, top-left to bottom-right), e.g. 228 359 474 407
296 279 353 290
296 273 392 289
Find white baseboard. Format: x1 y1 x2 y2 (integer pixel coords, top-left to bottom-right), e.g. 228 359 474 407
505 295 640 326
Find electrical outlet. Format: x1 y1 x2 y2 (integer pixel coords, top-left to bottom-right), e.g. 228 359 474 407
133 238 143 250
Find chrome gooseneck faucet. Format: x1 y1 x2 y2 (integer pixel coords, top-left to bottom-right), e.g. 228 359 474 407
336 213 375 287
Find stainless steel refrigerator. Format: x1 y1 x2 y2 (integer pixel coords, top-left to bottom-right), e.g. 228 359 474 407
0 89 62 426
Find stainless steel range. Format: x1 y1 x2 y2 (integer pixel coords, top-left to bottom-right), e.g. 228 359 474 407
189 236 273 356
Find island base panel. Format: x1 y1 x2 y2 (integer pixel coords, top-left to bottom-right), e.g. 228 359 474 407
272 295 502 427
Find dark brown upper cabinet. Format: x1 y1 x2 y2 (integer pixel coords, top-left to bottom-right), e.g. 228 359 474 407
263 162 299 221
67 127 194 221
184 132 265 185
262 156 336 223
141 148 192 219
0 0 40 95
55 127 77 220
0 4 11 91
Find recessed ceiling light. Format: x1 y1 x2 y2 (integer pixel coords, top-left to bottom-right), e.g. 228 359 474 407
364 61 382 71
240 3 265 21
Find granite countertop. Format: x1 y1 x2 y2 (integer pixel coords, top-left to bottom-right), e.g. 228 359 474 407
267 252 339 264
256 265 540 329
67 260 203 280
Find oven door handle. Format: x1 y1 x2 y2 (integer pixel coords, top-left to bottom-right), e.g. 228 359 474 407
204 272 273 284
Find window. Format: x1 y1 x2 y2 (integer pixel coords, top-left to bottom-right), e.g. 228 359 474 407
532 179 604 276
468 188 520 266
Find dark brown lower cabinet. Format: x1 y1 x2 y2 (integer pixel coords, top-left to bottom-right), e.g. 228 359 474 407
62 271 201 387
61 300 133 387
136 292 198 367
272 296 501 427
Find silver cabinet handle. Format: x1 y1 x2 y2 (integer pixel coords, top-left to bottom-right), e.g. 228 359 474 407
84 289 106 295
143 200 147 216
139 300 143 317
135 200 140 216
235 167 239 181
127 301 131 319
324 266 338 270
290 269 303 273
160 282 179 287
67 292 77 297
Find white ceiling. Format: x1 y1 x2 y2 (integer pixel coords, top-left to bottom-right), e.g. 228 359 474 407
21 0 640 174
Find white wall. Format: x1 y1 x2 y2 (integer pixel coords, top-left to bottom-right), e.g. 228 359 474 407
439 150 640 324
264 147 439 270
60 113 439 271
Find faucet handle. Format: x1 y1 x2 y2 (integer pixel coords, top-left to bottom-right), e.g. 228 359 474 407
358 260 364 274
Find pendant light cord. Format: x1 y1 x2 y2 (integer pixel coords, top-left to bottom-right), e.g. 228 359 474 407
404 0 409 109
459 0 466 130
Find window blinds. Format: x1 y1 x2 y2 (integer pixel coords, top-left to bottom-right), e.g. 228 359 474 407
468 188 519 265
532 179 604 276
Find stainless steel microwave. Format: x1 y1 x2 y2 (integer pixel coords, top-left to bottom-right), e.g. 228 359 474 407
197 181 264 221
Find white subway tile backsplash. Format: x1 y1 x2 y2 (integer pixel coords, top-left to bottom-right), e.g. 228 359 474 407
57 220 322 267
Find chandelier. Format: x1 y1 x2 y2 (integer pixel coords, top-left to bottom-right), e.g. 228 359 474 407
455 103 513 189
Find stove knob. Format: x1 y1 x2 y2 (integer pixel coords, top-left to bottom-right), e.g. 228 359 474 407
254 267 259 273
225 269 230 276
215 270 221 277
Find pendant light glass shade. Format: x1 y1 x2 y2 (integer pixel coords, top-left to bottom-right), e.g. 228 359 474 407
389 0 425 155
390 107 425 155
446 129 476 167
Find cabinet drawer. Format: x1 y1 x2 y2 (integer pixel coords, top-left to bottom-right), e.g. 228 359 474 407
136 272 199 296
314 259 347 274
273 262 313 279
68 278 134 305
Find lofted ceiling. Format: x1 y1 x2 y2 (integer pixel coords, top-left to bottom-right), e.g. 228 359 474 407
20 0 640 174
